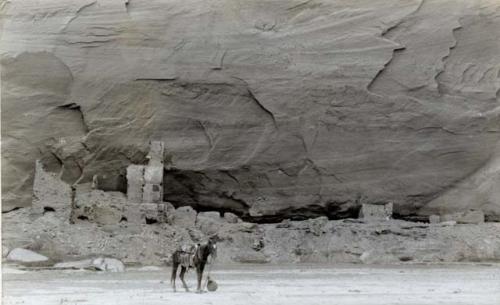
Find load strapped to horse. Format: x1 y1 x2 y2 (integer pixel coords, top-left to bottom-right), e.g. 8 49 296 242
171 238 217 293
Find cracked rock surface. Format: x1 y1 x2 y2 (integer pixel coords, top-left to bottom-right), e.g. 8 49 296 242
1 0 500 221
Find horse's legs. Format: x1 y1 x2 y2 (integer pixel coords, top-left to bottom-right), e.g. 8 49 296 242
171 262 179 292
196 263 206 292
180 266 190 292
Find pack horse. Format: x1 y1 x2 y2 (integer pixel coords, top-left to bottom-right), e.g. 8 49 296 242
171 239 217 292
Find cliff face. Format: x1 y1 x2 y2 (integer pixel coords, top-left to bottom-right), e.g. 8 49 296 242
1 0 499 220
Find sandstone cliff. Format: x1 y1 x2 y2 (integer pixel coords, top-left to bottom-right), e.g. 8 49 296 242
2 0 499 221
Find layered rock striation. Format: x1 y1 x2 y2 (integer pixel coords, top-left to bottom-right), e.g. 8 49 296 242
1 0 499 221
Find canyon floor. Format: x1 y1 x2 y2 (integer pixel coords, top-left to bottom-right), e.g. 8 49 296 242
3 264 500 305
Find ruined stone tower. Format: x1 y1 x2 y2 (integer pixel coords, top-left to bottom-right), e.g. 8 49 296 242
126 141 164 204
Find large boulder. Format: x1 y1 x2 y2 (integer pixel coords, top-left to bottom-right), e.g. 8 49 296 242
172 206 197 228
223 212 241 224
196 211 225 235
7 248 49 263
1 0 499 220
91 257 125 272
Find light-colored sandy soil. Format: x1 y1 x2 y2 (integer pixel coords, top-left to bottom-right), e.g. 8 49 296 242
3 264 500 305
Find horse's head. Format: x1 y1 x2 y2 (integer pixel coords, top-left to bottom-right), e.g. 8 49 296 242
207 238 217 259
195 237 218 262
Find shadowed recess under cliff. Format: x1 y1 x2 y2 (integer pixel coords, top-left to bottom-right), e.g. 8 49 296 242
162 168 363 223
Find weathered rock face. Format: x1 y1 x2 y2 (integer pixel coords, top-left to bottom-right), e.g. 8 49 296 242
1 0 500 220
419 143 500 221
32 160 72 218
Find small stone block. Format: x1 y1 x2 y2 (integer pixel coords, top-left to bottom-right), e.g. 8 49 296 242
429 215 441 224
359 202 393 220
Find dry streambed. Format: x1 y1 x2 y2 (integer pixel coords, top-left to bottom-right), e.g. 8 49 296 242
3 264 500 305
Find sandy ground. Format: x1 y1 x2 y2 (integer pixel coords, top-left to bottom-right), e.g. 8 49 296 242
2 264 500 305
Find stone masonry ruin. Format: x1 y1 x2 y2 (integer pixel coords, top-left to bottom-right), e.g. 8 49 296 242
38 141 176 226
127 141 165 204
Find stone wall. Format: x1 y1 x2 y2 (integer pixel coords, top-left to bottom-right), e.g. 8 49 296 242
3 156 500 265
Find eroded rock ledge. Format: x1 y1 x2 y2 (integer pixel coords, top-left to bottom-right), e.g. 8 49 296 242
4 203 500 266
2 158 499 266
